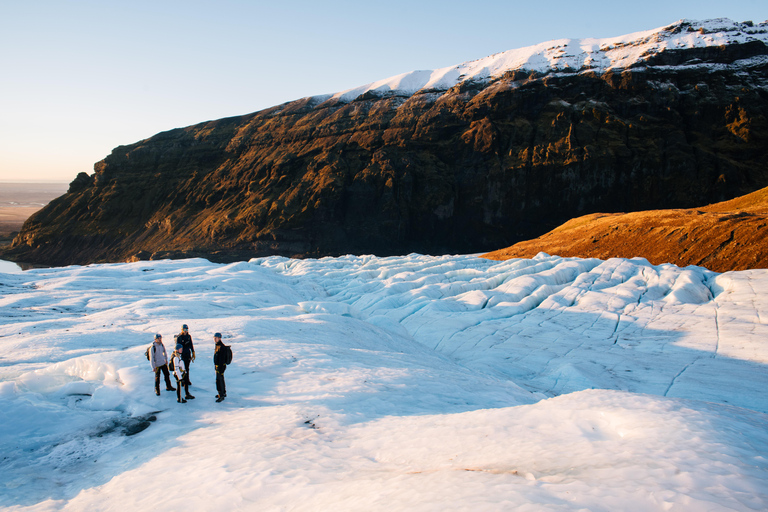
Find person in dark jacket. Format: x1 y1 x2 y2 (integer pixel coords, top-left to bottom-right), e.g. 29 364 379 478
213 332 228 402
149 334 175 396
176 324 196 387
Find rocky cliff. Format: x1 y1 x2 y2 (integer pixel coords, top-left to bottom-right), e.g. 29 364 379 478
5 19 768 266
481 185 768 272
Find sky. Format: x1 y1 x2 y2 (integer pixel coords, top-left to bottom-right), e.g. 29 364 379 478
1 0 766 183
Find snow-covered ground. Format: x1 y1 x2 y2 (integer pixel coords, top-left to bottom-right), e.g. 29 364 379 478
1 253 767 510
318 18 768 103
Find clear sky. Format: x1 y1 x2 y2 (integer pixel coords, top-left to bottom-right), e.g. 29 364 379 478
1 0 766 183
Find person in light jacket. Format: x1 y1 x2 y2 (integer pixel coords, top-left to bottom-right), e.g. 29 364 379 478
149 334 175 396
172 343 195 403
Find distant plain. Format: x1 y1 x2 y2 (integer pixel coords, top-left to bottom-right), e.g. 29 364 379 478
0 182 68 242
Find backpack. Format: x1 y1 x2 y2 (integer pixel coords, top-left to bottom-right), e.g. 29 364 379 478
145 345 153 361
168 354 175 372
222 345 233 365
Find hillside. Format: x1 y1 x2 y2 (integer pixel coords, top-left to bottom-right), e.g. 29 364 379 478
4 19 768 266
482 186 768 271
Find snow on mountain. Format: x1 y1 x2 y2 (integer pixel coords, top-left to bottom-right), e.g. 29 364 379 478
329 18 768 102
1 253 767 510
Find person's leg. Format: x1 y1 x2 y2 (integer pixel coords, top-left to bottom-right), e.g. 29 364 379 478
176 378 184 402
216 371 225 400
162 365 174 390
154 368 161 395
183 357 192 386
183 373 194 399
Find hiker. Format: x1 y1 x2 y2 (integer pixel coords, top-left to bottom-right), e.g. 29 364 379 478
149 333 175 396
171 343 195 403
213 332 229 402
176 324 196 387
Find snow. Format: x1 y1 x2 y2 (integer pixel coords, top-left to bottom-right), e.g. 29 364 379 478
327 18 768 102
1 253 767 510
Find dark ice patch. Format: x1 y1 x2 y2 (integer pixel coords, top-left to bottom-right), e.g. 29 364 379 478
94 412 160 437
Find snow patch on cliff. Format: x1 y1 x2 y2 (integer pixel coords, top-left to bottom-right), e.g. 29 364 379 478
329 18 768 102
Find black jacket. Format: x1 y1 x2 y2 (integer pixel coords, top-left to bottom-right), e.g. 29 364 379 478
177 333 194 359
214 341 227 367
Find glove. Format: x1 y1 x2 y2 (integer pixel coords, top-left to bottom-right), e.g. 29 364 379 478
191 353 196 362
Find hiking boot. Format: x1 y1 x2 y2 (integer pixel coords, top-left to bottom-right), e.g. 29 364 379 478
166 386 176 391
155 389 160 396
185 394 195 400
178 399 187 403
216 396 225 402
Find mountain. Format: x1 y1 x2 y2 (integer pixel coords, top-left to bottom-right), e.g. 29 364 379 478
481 185 768 272
5 18 768 266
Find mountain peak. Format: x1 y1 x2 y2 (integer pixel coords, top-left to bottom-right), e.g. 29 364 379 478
6 18 768 267
325 18 768 103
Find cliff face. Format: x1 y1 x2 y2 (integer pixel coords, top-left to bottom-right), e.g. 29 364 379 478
481 185 768 272
6 21 768 266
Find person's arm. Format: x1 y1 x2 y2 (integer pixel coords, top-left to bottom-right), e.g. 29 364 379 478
173 356 184 380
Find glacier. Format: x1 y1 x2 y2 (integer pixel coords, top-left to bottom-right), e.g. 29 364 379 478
0 253 767 510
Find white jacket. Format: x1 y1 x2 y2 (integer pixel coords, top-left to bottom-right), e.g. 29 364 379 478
172 353 186 381
149 341 168 370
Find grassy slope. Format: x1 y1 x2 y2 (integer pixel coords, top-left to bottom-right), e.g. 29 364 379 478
481 187 768 272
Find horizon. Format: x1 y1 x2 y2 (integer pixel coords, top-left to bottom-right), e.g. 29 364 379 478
0 179 70 184
1 0 766 182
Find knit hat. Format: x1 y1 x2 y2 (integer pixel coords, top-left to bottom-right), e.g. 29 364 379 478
176 343 183 351
182 324 188 330
214 332 222 338
155 334 162 339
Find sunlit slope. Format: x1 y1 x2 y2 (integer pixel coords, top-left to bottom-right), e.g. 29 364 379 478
483 185 768 271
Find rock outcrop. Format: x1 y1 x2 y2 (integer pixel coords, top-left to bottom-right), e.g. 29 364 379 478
5 19 768 266
481 186 768 272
